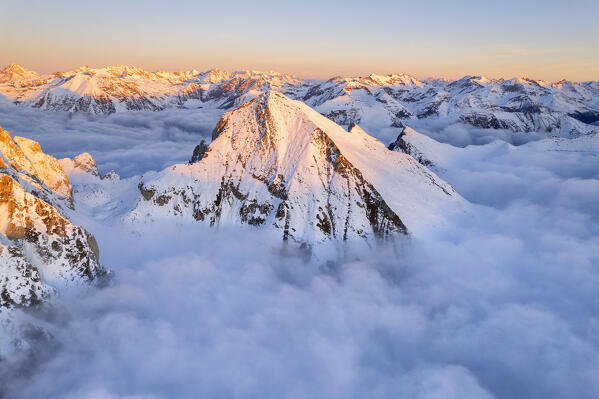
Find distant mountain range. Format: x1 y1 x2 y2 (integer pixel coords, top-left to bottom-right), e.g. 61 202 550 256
1 64 598 139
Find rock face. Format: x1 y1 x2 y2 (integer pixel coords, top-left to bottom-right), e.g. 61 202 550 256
0 245 52 309
58 152 100 178
189 140 209 164
129 92 463 244
11 136 73 198
0 127 72 199
0 127 106 311
388 127 438 170
1 64 598 138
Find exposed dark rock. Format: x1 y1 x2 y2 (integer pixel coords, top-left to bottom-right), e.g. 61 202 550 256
569 111 599 124
189 140 209 164
460 113 512 130
139 183 155 200
388 128 435 169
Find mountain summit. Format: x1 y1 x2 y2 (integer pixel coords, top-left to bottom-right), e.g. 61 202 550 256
0 64 39 83
130 92 463 245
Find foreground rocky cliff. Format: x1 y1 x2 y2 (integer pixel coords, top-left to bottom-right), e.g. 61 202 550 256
0 126 107 354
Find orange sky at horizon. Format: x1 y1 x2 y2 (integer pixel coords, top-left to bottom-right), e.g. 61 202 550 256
1 0 598 82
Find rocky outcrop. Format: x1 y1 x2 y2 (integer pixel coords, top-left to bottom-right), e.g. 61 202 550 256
2 64 597 137
189 140 209 164
0 244 53 309
0 174 103 285
11 136 72 198
0 127 107 313
58 152 100 178
0 127 72 199
388 127 436 169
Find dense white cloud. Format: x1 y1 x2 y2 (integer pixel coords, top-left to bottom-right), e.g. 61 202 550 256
0 105 221 177
410 120 548 147
0 106 598 398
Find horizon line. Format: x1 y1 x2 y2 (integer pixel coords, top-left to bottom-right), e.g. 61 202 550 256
1 62 593 84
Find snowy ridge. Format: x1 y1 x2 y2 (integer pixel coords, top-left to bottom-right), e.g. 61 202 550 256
388 126 454 172
128 92 465 246
390 125 599 174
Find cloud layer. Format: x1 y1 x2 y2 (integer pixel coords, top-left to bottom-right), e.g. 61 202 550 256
0 107 598 399
0 105 221 177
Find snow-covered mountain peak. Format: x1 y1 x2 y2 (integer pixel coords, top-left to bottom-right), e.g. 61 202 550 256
227 70 303 90
1 63 30 73
551 79 568 87
232 69 291 78
325 72 423 88
0 64 39 82
211 90 386 158
66 65 150 78
448 75 493 90
131 92 464 245
363 73 424 87
199 68 231 83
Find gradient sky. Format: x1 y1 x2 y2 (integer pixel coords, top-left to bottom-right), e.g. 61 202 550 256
1 0 598 81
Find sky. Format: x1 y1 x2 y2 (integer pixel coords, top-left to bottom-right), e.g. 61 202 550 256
1 0 598 81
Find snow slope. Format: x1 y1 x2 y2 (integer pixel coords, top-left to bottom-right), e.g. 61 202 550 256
391 126 599 174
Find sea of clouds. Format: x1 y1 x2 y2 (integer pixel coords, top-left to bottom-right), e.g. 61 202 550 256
0 105 221 177
0 104 598 399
